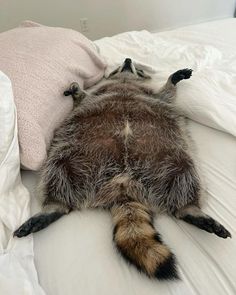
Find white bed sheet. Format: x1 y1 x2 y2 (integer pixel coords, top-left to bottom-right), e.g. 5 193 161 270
22 120 236 295
21 19 236 295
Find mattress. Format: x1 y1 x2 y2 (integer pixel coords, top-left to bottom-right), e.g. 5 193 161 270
21 19 236 295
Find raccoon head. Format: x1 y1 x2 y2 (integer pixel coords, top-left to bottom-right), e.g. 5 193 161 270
108 58 151 81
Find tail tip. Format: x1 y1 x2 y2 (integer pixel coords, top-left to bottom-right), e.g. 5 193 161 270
154 254 179 280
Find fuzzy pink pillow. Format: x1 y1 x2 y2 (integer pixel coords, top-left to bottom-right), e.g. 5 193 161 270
0 21 106 170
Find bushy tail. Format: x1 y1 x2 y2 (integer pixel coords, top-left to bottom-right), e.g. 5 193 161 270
111 201 179 280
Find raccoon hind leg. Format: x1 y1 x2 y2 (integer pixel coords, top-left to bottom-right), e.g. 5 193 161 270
175 205 231 239
160 154 231 239
13 203 70 238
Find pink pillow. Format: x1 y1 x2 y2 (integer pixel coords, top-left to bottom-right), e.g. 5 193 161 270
0 21 106 170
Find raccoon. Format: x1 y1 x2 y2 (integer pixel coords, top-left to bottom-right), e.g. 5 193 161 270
14 58 231 280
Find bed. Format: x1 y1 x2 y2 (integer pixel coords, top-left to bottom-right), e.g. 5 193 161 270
19 18 236 295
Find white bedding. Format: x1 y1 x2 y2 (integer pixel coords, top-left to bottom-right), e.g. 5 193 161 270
21 120 236 295
21 18 236 295
0 71 45 295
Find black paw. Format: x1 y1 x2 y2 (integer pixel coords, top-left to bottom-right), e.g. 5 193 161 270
183 215 231 239
64 82 81 96
14 216 42 238
14 225 31 237
171 68 193 85
13 212 64 238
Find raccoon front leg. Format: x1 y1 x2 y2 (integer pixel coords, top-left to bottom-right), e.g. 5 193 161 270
155 69 192 103
13 203 70 238
64 82 87 108
170 68 193 86
175 205 231 239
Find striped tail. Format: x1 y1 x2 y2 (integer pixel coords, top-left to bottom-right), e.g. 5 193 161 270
111 201 179 280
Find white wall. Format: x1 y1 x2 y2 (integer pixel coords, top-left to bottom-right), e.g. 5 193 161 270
0 0 235 40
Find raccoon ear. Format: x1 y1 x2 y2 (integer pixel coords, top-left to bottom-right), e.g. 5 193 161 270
136 69 151 79
107 67 119 78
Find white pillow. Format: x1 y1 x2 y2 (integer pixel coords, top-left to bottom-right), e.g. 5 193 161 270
0 21 106 171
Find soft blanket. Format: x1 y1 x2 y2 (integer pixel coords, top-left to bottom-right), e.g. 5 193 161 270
0 71 45 294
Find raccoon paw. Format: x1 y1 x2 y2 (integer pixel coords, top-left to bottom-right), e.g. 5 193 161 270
13 212 64 238
183 215 232 239
64 82 81 96
14 216 44 237
171 69 193 85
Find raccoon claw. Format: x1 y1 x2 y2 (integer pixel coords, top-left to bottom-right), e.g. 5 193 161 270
64 90 72 96
214 225 231 239
171 69 193 85
14 216 46 237
14 215 48 237
64 82 81 97
14 219 35 238
206 219 232 239
14 225 30 238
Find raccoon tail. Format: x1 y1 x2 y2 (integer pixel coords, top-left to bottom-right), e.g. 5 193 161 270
111 201 179 280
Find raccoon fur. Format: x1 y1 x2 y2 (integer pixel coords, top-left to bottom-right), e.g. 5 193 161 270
14 58 231 280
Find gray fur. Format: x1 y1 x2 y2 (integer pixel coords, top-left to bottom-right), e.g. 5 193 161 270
14 61 231 279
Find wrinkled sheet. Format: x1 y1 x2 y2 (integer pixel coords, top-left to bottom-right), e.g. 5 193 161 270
0 71 45 295
22 19 236 295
